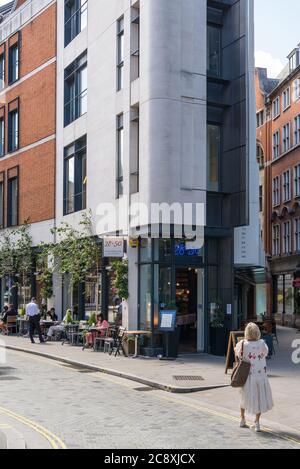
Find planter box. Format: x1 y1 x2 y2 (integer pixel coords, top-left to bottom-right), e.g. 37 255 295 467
123 339 139 356
210 327 227 356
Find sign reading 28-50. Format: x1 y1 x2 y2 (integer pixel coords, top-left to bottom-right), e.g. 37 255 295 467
103 237 124 258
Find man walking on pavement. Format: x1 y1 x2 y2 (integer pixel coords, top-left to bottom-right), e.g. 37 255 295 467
26 298 45 344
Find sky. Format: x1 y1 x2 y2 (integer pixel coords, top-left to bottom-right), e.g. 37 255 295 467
255 0 300 77
0 0 299 78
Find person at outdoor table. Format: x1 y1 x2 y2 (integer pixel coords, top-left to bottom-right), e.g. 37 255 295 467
0 305 12 334
48 308 58 322
26 298 45 344
85 314 109 348
45 313 68 341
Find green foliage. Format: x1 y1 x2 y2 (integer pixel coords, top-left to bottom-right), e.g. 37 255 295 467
39 212 100 291
88 312 97 326
111 259 129 300
39 268 53 300
0 222 33 280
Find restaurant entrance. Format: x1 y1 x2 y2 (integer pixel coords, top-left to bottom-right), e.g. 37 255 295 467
176 268 204 353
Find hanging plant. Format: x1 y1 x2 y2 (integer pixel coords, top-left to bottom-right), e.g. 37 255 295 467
111 259 129 300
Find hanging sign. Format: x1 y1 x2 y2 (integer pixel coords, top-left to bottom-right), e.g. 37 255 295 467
103 237 124 258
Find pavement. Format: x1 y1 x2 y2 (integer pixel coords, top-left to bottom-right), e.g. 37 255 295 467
0 326 300 445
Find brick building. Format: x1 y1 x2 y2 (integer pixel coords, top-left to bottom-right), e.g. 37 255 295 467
256 49 300 327
0 0 56 310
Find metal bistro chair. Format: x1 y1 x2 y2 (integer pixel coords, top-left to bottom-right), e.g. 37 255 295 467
109 326 127 357
6 316 18 335
93 328 112 352
62 324 79 346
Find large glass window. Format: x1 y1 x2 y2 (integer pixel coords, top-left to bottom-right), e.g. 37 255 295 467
64 135 87 215
207 124 220 192
207 25 221 77
8 44 19 84
139 264 152 331
65 0 88 47
64 52 87 126
116 114 124 198
0 180 4 229
117 17 124 91
7 176 18 227
8 109 19 152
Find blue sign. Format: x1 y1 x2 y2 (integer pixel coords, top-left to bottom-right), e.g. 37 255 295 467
159 310 177 332
175 243 200 257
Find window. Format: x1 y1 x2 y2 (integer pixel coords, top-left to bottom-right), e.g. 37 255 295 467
7 175 18 227
294 115 300 145
295 218 300 252
64 51 87 126
282 123 290 153
294 78 300 101
207 25 221 77
259 185 263 212
272 176 280 207
64 135 87 215
289 51 299 73
294 164 300 198
116 114 124 198
0 53 5 90
273 131 280 159
272 97 280 119
65 0 88 47
283 170 291 202
282 88 291 110
256 144 264 168
8 43 19 84
117 17 124 91
256 110 264 128
272 225 280 256
131 5 140 81
283 221 291 254
130 106 139 194
8 109 19 152
0 118 4 157
207 124 221 192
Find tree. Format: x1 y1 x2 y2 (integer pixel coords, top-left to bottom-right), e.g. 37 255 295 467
0 223 33 308
111 259 129 300
39 212 101 313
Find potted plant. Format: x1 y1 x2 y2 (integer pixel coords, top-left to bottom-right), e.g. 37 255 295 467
209 302 226 356
65 309 73 324
123 335 138 356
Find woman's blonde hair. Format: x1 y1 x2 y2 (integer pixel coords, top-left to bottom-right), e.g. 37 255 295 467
245 322 261 341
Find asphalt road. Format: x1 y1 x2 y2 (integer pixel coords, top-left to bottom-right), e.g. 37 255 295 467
0 349 299 450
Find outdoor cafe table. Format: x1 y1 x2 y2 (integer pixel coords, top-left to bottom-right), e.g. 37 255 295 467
123 330 152 358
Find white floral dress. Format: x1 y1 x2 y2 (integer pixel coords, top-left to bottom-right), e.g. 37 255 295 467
235 339 274 415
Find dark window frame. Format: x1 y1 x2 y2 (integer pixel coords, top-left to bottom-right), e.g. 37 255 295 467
64 51 87 127
7 167 19 228
117 17 125 91
0 172 4 229
8 41 20 85
116 113 124 199
8 101 19 153
63 135 87 215
64 0 88 47
0 48 5 91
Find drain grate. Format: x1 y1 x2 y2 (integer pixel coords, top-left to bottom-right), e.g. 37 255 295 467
173 376 204 382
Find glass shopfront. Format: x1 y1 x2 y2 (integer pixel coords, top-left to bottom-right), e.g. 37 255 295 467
138 239 205 353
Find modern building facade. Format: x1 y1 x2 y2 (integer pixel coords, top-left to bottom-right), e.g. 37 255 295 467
256 50 300 327
0 0 56 310
54 0 256 354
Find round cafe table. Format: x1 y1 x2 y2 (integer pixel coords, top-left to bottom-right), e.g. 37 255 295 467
123 330 152 358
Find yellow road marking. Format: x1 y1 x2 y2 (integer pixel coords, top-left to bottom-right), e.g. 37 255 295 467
0 406 67 450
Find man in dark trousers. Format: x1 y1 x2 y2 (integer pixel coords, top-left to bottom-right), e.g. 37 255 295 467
26 298 44 344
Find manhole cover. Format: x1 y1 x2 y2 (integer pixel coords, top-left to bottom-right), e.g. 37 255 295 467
173 376 204 381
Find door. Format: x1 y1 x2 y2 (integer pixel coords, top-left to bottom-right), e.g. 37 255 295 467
176 268 198 353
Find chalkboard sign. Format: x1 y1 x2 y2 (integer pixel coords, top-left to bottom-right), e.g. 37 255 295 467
225 331 245 374
159 310 177 332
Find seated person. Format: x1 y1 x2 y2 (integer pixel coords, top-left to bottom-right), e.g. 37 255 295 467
85 314 109 347
45 313 67 341
48 308 58 322
0 304 17 334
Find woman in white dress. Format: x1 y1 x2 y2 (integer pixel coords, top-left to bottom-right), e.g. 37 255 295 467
235 323 274 432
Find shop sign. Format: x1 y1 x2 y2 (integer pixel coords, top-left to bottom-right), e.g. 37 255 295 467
129 238 139 248
103 237 124 258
